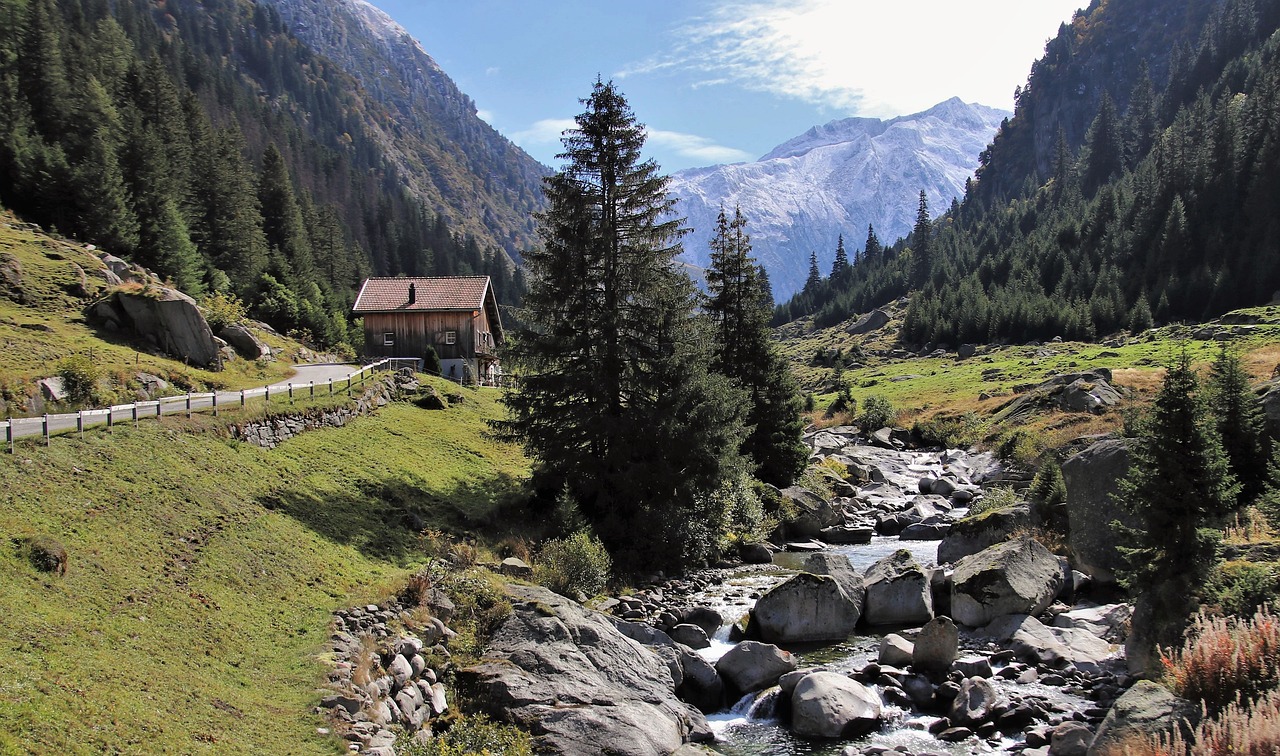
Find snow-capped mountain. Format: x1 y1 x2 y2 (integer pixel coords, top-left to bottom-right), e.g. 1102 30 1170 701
669 98 1009 299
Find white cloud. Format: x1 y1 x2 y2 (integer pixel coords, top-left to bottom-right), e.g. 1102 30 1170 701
623 0 1082 116
485 66 501 77
511 118 578 145
475 109 495 123
645 128 751 163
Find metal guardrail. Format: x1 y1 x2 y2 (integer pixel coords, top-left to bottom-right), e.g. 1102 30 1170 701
3 358 422 452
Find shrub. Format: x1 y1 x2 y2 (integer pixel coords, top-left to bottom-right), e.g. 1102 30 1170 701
816 456 849 480
534 531 611 599
912 412 984 448
200 291 247 332
715 474 773 551
1180 687 1280 755
825 384 856 418
967 486 1020 518
859 395 895 431
997 428 1043 466
19 536 68 575
423 345 442 377
1207 561 1280 617
57 354 100 405
397 713 532 756
1161 608 1280 714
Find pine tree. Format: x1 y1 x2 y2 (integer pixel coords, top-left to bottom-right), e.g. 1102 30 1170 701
830 234 849 279
1082 92 1125 195
911 190 932 288
803 250 821 293
1115 350 1238 659
863 223 882 261
704 205 807 487
497 80 746 574
1208 344 1269 505
258 143 317 290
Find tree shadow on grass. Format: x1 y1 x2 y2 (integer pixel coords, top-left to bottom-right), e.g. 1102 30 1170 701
260 472 529 564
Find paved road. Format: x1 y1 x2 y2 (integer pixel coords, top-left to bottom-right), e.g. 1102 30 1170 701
8 362 375 442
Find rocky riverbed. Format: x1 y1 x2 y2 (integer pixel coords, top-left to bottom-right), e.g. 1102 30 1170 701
460 425 1149 755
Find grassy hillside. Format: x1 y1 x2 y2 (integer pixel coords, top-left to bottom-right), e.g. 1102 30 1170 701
780 302 1280 453
0 381 529 755
0 213 307 414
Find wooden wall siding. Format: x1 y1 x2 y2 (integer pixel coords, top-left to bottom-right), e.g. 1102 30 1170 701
362 311 497 362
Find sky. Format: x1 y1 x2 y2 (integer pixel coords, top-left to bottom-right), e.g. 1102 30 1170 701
367 0 1086 173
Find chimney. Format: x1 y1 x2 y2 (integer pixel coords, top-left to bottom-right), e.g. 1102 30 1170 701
408 282 416 305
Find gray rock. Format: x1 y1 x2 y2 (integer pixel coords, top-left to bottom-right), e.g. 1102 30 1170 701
675 647 723 714
458 585 709 756
862 549 933 626
951 655 993 678
789 672 882 739
111 287 220 367
819 525 874 544
680 607 723 640
913 617 959 673
498 557 533 578
937 504 1030 564
1052 603 1133 644
899 518 952 541
948 676 1001 727
38 376 68 403
716 641 798 695
669 624 710 650
779 486 842 539
1051 721 1093 756
1087 680 1199 755
738 542 774 564
878 634 914 667
218 323 270 359
1062 439 1139 586
388 654 413 687
847 309 890 336
979 614 1116 670
950 537 1064 627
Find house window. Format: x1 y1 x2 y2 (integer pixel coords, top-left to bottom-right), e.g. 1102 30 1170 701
445 331 456 345
383 332 395 346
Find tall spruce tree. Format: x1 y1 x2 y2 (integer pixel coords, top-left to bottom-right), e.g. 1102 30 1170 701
910 190 931 288
830 234 849 280
704 206 807 487
1115 350 1238 662
497 80 745 574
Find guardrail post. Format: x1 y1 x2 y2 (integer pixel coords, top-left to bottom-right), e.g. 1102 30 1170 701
328 378 333 396
6 422 11 454
265 385 270 402
213 391 218 417
132 403 138 427
78 410 83 440
309 381 314 398
288 383 293 403
43 414 49 446
241 389 246 406
186 392 192 418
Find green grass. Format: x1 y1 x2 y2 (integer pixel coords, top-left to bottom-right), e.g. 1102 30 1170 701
0 378 529 755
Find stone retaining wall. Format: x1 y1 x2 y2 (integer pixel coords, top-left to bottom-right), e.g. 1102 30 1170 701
228 372 418 449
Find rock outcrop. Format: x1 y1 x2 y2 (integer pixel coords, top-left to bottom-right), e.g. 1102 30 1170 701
459 585 711 756
936 504 1030 565
1062 438 1138 586
1088 680 1199 755
91 286 220 367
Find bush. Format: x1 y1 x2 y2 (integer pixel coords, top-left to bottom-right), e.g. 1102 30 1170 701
534 531 611 599
997 428 1043 466
57 354 100 405
1207 561 1280 617
423 345 442 377
859 395 895 431
913 412 984 448
967 486 1020 518
1180 687 1280 755
397 713 532 756
1161 608 1280 714
825 384 855 418
200 291 247 332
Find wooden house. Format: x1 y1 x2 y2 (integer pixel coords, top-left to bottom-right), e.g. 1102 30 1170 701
352 276 503 384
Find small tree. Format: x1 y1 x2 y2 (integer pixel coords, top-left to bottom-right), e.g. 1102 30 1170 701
1208 344 1268 506
58 354 99 405
1114 350 1238 659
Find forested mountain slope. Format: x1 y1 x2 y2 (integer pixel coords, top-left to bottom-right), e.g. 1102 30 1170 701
778 0 1280 344
0 0 532 348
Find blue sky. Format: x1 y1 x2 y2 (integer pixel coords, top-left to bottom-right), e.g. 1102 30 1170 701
367 0 1085 173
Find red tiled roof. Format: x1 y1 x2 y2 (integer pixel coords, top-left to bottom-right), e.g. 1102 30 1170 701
352 276 491 313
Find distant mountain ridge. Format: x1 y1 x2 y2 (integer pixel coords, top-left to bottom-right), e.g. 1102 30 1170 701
263 0 548 259
669 98 1008 299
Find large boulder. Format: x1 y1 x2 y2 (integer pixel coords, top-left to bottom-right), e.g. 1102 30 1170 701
948 676 1001 727
1061 439 1139 586
218 323 270 360
847 309 890 336
802 552 864 604
675 647 724 715
777 486 841 539
936 504 1030 564
458 585 710 755
979 614 1117 671
913 616 959 673
752 574 861 645
1087 680 1199 755
789 672 882 739
105 286 220 367
862 549 933 627
950 537 1064 627
715 641 797 695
